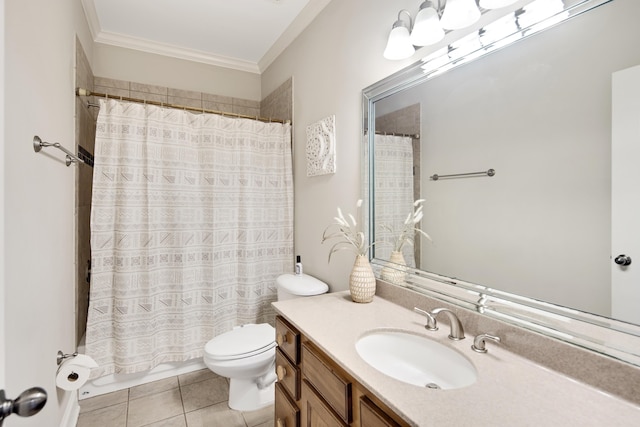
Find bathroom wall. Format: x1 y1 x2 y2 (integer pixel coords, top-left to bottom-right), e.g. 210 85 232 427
92 44 262 101
261 0 424 290
3 0 94 425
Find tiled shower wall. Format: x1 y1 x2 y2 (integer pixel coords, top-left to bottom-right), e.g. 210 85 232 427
75 38 96 345
74 39 293 345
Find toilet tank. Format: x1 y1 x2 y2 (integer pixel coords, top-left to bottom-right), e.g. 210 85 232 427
276 274 329 301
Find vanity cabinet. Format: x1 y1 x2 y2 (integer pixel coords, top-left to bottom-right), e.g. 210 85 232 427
275 315 409 427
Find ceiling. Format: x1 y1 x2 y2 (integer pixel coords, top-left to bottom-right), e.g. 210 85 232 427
81 0 332 74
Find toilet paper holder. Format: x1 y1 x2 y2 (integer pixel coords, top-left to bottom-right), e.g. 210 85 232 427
56 351 78 366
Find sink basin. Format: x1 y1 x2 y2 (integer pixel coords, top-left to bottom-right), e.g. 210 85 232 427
355 330 477 390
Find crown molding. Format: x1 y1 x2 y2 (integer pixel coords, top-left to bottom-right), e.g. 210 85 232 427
259 0 332 72
81 0 100 40
94 31 261 74
80 0 330 75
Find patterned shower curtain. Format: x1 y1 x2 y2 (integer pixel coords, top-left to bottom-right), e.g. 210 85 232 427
374 134 416 267
86 99 293 376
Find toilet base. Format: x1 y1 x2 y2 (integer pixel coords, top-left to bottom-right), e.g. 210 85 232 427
228 377 275 411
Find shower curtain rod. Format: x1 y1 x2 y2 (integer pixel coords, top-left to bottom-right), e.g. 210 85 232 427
372 130 420 139
76 88 289 125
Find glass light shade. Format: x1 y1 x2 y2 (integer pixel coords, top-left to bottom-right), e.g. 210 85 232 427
410 6 445 46
440 0 481 30
479 0 519 9
517 0 565 29
383 22 415 60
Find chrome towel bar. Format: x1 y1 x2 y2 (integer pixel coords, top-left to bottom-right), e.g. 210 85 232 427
430 168 495 181
33 135 86 167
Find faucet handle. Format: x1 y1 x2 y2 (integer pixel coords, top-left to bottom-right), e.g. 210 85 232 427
413 307 438 331
472 333 501 353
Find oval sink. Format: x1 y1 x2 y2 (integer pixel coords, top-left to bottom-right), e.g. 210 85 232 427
355 330 477 390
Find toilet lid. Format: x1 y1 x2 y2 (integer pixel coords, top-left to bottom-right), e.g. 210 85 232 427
205 323 275 360
277 274 329 296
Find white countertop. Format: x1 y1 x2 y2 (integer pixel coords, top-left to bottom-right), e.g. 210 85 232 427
272 291 640 427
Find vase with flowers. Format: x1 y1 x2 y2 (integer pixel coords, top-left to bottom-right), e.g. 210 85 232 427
380 199 432 285
322 199 378 303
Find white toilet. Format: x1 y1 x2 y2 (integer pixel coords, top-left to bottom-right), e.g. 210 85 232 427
203 273 328 411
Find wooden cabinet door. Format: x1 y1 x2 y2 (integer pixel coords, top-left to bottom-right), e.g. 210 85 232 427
359 396 401 427
276 382 300 427
301 380 348 427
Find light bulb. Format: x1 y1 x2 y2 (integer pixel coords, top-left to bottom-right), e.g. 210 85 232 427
479 0 519 9
440 0 481 30
410 2 445 46
383 21 415 60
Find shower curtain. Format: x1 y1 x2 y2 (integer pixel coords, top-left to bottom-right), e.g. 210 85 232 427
86 99 293 376
374 134 416 267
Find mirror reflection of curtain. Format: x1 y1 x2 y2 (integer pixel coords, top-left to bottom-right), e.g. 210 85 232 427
374 134 416 267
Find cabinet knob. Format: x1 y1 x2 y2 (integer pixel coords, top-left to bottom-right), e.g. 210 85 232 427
276 418 285 427
276 332 288 346
276 365 287 381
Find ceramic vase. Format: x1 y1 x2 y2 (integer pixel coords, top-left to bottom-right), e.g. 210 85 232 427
349 255 376 303
380 251 407 285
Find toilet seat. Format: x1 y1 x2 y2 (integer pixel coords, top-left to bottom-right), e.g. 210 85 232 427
205 323 275 361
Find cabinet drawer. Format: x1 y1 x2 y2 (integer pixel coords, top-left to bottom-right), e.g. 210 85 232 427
276 316 300 364
275 382 300 427
302 342 352 424
302 380 348 427
359 396 401 427
276 348 300 400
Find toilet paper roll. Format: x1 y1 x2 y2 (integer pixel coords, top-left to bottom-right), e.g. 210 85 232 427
56 354 98 391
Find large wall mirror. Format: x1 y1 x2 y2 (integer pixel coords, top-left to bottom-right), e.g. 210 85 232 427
364 0 640 365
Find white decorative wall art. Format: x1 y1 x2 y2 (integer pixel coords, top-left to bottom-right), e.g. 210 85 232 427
306 115 336 176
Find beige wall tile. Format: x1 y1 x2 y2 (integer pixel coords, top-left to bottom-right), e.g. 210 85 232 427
167 95 203 109
233 105 260 118
168 88 202 100
202 100 234 114
130 82 168 96
129 91 167 104
234 98 260 109
95 76 129 90
202 93 234 105
94 85 130 99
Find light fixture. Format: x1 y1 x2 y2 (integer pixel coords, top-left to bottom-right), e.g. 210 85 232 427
479 0 519 9
383 10 415 60
440 0 481 30
410 1 445 46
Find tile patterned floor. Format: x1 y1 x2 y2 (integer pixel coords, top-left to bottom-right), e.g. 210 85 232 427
77 369 274 427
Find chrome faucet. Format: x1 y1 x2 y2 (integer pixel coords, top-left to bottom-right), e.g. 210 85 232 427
471 333 501 353
414 307 465 340
431 308 465 340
